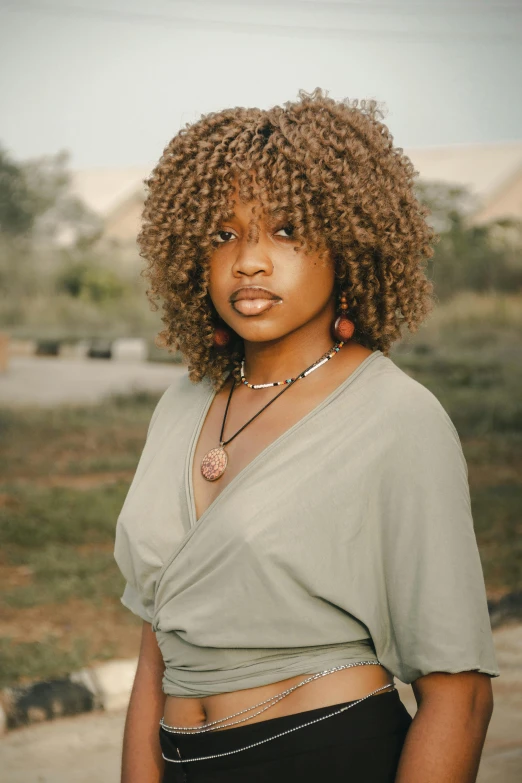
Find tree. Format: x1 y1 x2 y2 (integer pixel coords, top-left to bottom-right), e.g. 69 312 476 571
416 180 522 300
56 258 126 303
0 144 101 243
0 145 39 236
22 150 101 244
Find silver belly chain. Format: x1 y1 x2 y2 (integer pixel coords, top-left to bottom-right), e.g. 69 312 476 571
159 660 395 764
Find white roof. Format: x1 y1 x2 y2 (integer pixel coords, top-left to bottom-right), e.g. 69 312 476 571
70 166 151 216
71 142 522 217
405 141 522 201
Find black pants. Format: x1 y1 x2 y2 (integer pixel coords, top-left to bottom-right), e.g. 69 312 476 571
160 688 412 782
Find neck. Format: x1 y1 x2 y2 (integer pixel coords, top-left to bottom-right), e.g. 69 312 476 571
242 324 337 387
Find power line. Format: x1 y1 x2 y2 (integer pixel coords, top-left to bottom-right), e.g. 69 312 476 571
4 2 521 42
174 0 522 12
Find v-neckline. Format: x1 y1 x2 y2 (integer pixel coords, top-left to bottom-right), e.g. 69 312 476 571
185 349 383 530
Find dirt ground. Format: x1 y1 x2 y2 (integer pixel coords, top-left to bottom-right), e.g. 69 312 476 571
1 624 521 783
0 594 142 655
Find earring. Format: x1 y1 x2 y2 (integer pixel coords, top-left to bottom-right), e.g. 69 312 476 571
332 292 355 342
213 325 232 349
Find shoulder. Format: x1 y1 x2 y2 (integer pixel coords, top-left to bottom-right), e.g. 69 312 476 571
146 369 214 439
160 368 213 406
367 354 458 434
375 356 468 484
359 355 465 471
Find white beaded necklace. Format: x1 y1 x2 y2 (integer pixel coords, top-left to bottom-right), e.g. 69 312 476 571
240 340 344 389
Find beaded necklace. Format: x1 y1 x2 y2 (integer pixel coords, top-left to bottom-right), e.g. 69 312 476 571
240 340 344 389
200 339 345 481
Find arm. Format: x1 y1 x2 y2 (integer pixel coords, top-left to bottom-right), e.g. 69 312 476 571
365 388 499 779
395 671 494 783
121 621 166 783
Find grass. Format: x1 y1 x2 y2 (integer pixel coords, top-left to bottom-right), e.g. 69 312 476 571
472 483 522 590
2 546 124 608
389 297 522 594
0 483 129 548
0 389 159 480
0 291 521 685
0 636 116 689
0 390 155 686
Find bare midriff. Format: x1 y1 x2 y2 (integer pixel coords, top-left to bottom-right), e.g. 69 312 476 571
162 663 394 732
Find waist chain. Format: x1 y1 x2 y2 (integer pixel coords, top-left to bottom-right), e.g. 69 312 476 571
159 659 395 764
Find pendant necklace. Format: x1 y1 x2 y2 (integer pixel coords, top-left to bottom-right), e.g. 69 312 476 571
200 340 344 481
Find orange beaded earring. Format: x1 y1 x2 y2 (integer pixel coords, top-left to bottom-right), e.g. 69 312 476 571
332 291 355 342
212 323 232 349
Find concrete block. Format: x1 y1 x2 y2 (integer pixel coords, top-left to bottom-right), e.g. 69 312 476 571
70 668 103 709
0 702 7 735
60 340 90 359
111 338 148 362
0 332 9 372
87 659 138 712
8 339 37 357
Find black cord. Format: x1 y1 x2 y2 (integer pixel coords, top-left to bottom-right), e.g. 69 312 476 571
219 349 338 446
219 375 298 447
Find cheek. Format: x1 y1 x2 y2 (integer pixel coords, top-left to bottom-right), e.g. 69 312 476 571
207 258 227 301
283 256 335 308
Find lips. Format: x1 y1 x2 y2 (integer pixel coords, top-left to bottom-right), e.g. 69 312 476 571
230 287 282 316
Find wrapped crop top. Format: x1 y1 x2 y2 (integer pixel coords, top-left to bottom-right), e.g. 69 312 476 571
114 349 499 697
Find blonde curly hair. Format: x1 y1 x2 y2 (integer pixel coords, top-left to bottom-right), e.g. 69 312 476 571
138 87 437 389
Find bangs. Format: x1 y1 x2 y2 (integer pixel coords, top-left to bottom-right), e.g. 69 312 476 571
138 89 436 388
211 127 325 257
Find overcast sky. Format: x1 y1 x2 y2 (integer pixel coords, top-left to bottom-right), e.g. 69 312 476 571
1 0 521 168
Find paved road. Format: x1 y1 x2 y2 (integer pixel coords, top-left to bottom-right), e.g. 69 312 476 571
2 625 521 783
0 357 186 407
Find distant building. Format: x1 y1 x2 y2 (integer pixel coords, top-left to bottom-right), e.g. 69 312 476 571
70 141 522 246
69 166 150 245
405 141 522 225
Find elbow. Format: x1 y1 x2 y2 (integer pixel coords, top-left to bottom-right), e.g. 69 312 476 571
472 674 494 726
413 670 495 729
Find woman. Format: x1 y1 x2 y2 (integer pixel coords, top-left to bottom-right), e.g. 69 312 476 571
114 88 499 782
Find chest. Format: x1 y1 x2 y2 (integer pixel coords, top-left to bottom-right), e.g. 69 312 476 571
191 370 357 524
116 362 393 601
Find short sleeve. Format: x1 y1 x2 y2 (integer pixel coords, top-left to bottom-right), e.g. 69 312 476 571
120 581 154 623
114 384 173 625
369 385 499 684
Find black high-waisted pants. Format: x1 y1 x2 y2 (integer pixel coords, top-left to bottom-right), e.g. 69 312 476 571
159 688 412 782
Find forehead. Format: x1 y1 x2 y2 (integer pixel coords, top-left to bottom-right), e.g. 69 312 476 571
226 173 286 217
226 199 287 222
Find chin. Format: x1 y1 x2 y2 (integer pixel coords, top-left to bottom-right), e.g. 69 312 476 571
231 321 290 344
237 329 285 345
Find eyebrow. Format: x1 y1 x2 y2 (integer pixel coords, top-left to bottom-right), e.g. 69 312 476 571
266 208 289 218
223 209 290 222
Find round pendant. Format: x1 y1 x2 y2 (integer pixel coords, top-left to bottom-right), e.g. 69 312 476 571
201 446 228 482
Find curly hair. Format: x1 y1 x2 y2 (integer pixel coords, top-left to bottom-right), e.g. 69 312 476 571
138 87 437 389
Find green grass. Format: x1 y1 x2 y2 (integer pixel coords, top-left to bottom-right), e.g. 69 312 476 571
0 636 116 689
0 294 521 685
0 482 129 548
391 351 522 436
471 483 522 590
2 546 124 608
0 389 161 480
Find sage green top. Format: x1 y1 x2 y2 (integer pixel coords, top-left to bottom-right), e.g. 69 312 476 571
114 350 499 697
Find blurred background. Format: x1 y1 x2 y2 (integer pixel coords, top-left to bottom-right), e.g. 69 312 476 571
0 1 521 781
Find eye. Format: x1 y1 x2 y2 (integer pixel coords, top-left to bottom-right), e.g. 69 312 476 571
274 225 294 238
214 230 236 244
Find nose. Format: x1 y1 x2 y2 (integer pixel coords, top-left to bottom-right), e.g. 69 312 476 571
231 228 274 278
